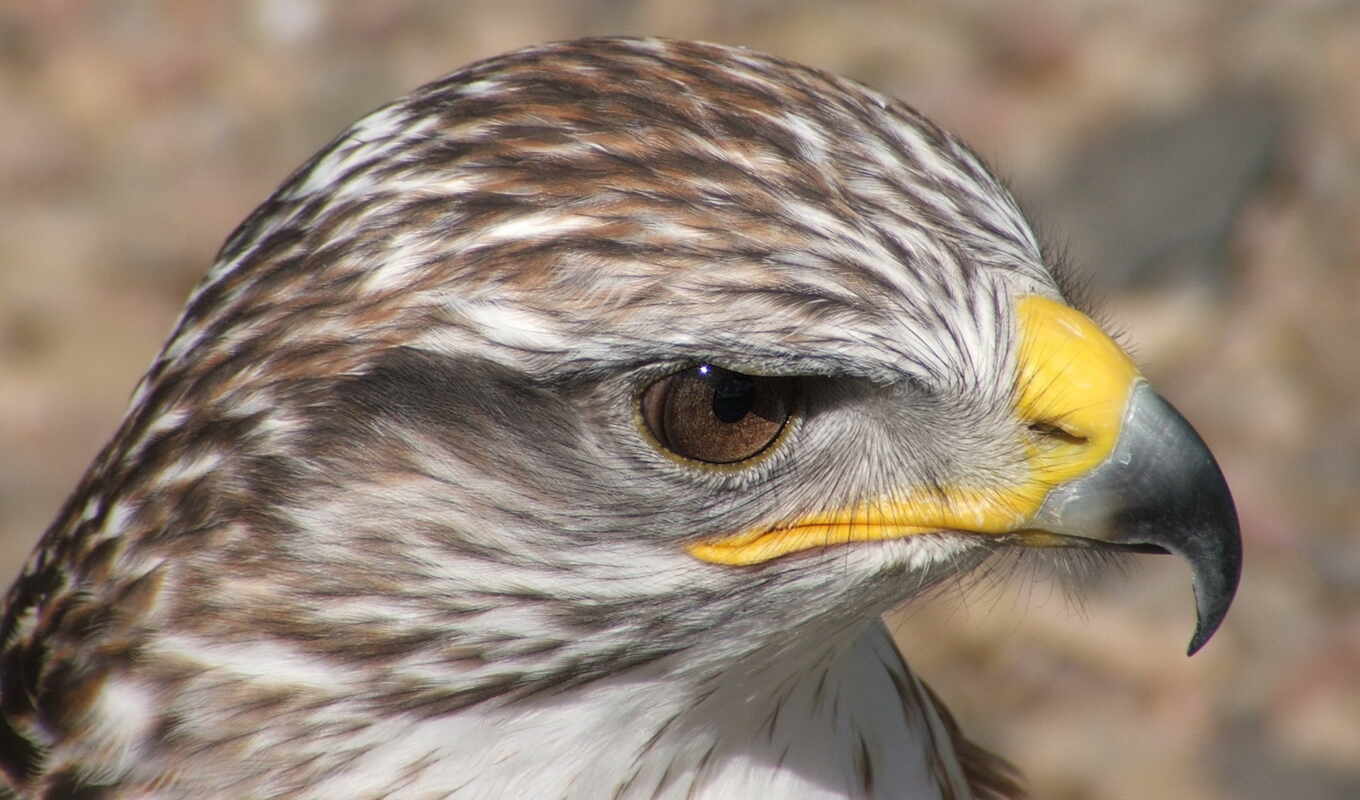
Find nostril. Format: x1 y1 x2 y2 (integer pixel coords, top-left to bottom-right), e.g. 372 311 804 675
1028 421 1089 446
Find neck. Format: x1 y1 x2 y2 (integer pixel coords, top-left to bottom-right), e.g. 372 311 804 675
305 620 967 800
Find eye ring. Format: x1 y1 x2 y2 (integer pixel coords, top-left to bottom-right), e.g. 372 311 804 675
640 365 797 465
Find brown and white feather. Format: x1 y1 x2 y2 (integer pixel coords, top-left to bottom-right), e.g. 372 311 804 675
0 37 1052 798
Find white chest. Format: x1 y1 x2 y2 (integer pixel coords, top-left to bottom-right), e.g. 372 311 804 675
306 622 963 799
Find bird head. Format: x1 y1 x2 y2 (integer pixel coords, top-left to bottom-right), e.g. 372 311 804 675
1 39 1240 793
117 38 1240 683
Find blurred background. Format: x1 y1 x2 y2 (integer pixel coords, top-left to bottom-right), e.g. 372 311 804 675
1 1 1357 797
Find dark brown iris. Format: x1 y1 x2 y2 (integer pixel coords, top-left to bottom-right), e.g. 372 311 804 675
641 365 794 464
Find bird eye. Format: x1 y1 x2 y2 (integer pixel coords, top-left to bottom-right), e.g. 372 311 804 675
641 365 795 464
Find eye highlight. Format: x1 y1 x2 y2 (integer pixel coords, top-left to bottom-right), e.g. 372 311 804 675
641 365 795 464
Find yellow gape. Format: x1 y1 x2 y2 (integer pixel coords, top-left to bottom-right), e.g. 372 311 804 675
688 295 1142 566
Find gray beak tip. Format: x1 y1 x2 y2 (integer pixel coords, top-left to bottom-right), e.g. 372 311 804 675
1108 385 1242 657
1185 510 1243 656
1033 382 1243 657
1187 624 1213 657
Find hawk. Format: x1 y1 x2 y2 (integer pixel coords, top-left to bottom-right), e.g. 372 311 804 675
0 38 1240 799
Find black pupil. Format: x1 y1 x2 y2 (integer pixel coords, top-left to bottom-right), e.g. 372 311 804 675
711 374 755 423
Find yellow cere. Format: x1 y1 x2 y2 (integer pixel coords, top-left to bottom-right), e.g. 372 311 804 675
687 295 1143 566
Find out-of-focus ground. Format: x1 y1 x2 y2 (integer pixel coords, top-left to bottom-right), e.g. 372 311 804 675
1 2 1356 798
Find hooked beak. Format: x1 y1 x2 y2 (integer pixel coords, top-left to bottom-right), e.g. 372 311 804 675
1024 381 1242 654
